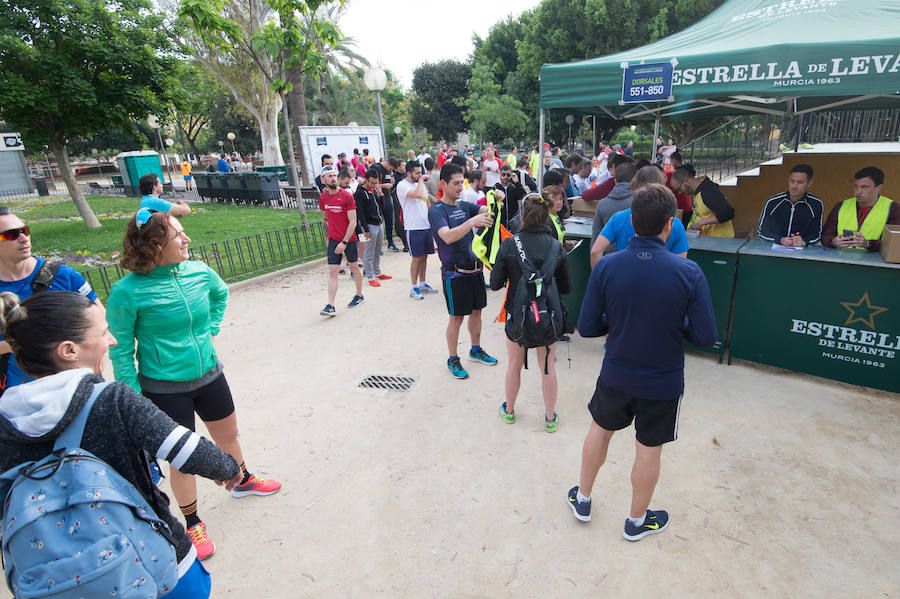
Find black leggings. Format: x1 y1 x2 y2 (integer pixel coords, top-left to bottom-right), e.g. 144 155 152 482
142 374 236 432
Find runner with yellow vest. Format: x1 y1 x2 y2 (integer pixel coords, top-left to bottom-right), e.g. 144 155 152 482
823 166 899 252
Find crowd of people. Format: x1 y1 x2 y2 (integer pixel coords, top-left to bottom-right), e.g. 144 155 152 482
0 132 895 596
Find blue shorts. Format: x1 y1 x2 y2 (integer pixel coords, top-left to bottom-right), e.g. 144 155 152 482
164 559 211 598
183 175 192 181
406 229 435 257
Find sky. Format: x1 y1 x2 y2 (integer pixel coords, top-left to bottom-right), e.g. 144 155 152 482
338 0 542 89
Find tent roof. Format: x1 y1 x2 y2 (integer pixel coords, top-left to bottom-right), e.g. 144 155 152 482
539 0 900 119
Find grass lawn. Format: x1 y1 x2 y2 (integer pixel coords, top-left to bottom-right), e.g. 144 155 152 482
1 195 326 300
2 195 322 267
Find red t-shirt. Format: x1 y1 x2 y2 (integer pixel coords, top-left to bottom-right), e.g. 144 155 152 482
319 188 358 242
437 152 448 169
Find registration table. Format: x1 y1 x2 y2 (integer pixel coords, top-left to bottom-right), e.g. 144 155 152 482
684 236 747 360
560 223 742 362
559 221 592 322
730 240 900 393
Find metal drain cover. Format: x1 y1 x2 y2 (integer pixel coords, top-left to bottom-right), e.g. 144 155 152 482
358 374 417 391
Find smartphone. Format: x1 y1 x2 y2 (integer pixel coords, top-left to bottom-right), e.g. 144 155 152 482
842 229 853 237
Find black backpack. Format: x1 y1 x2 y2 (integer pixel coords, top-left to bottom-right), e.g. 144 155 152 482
0 261 61 396
505 236 564 373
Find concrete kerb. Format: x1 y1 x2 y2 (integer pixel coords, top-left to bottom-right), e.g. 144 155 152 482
226 255 327 293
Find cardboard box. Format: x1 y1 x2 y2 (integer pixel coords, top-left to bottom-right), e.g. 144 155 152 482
569 196 596 218
881 224 900 263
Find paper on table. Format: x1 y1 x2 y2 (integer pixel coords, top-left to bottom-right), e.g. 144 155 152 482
771 243 803 251
564 216 592 225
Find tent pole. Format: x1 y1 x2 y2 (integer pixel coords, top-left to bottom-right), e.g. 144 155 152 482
592 115 597 155
538 108 545 191
652 109 661 161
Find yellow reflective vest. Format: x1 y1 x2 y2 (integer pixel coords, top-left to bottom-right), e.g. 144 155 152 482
837 196 892 245
551 213 564 243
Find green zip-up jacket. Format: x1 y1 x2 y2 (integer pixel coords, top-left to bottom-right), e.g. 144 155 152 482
106 260 228 393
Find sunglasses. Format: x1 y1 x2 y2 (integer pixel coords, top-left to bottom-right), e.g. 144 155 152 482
500 172 512 177
0 226 29 241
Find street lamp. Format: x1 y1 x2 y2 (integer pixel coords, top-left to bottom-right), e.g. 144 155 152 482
226 131 236 153
147 115 173 185
393 126 401 152
364 66 388 158
565 114 575 152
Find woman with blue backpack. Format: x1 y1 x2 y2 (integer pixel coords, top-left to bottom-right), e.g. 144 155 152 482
106 211 281 561
0 290 243 597
490 194 572 433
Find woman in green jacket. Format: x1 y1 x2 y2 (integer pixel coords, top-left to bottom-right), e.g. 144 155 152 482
107 210 281 561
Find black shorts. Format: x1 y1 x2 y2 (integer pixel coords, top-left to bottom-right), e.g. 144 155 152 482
142 373 236 432
587 378 682 447
441 272 487 316
327 239 359 265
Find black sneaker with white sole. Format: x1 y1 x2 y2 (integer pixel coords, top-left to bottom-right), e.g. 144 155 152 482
623 509 669 541
567 486 591 522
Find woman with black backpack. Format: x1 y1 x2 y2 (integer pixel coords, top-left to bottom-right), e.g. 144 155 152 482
490 194 572 433
0 290 242 597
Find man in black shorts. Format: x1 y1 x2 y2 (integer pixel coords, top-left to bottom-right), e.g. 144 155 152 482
318 165 364 316
567 184 716 540
428 163 501 379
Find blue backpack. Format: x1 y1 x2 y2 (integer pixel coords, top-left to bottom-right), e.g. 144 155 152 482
0 382 179 598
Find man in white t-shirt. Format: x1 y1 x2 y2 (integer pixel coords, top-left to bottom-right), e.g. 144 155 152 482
416 146 431 168
462 169 486 205
481 149 501 188
396 160 438 300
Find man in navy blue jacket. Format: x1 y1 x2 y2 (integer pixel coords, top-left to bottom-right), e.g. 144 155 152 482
568 184 717 541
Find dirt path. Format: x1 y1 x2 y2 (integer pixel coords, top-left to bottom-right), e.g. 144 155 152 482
6 249 897 598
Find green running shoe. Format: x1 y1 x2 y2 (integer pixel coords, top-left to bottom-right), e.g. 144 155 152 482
499 402 515 424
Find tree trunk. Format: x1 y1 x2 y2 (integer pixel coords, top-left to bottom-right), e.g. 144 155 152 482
259 100 285 166
50 137 101 229
287 66 310 185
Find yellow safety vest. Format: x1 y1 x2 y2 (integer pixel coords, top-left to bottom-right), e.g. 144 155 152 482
837 196 892 243
551 214 564 244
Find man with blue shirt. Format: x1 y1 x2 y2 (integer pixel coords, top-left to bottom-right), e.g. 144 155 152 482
217 153 230 172
589 166 688 265
428 163 499 380
139 173 191 216
567 184 716 541
0 208 101 392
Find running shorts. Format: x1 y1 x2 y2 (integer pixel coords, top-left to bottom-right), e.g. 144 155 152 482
441 272 487 316
406 229 435 257
143 373 236 431
587 377 682 447
327 239 359 265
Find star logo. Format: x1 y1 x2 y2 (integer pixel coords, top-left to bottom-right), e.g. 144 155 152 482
841 292 888 330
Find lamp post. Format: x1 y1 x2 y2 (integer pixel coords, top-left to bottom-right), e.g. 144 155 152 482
147 115 173 185
364 66 388 159
226 131 236 153
565 114 575 153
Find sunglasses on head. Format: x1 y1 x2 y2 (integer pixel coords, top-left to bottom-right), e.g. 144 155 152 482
0 226 29 242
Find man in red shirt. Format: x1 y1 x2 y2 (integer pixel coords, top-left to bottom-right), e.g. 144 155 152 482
436 143 449 170
318 165 364 316
665 151 693 224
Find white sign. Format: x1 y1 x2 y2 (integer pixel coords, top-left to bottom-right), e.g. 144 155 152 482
0 133 24 152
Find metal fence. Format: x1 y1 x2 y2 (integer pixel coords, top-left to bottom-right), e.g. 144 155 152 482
679 108 900 183
81 223 327 300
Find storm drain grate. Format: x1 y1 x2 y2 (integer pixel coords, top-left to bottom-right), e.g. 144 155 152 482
358 374 417 391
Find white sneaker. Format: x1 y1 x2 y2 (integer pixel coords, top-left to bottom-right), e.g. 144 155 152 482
410 287 424 300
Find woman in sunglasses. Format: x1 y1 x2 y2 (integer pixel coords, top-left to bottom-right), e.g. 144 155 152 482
105 210 281 561
0 207 101 392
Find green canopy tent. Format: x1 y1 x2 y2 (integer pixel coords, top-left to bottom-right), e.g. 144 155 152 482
537 0 900 186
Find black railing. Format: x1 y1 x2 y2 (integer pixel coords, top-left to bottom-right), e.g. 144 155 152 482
680 108 900 183
81 224 327 300
681 115 784 183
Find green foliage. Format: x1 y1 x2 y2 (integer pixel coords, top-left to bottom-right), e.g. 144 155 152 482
410 60 471 142
460 64 528 145
469 0 727 144
0 0 176 148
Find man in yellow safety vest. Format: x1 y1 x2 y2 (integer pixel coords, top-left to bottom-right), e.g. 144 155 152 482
823 166 899 252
